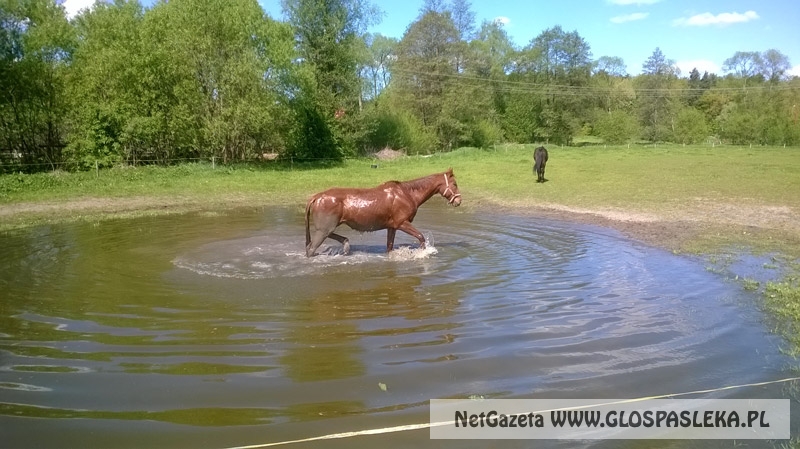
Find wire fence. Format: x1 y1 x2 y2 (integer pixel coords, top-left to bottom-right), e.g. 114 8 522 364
1 140 796 175
0 154 354 174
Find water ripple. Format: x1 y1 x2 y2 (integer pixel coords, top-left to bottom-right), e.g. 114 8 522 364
0 206 792 448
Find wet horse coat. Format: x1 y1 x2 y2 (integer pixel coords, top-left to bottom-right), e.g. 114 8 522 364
305 169 462 257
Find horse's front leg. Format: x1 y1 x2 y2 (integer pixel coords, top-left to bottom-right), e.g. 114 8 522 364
386 228 397 252
397 222 426 249
328 233 350 255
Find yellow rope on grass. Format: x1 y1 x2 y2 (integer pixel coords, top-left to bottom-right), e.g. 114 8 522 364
221 375 800 449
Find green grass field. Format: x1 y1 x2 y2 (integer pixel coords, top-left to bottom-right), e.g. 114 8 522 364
3 143 799 210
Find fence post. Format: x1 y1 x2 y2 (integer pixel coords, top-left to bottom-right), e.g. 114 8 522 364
212 156 215 169
95 160 99 178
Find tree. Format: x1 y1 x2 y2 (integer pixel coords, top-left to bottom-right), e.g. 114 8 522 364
466 19 512 116
360 33 397 101
672 107 709 144
642 47 679 77
65 0 297 165
594 56 627 77
594 109 638 144
472 19 515 78
523 25 592 81
393 9 459 147
760 49 791 83
0 0 74 170
66 0 146 167
450 0 475 41
638 48 681 142
722 51 763 86
449 0 475 73
685 68 704 106
512 26 593 144
419 0 447 14
282 0 380 159
148 0 295 162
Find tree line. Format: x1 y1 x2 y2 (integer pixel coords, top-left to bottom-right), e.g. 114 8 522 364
2 0 799 173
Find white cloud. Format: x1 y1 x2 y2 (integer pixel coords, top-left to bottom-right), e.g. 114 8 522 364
676 60 721 76
610 13 649 24
493 16 511 26
673 10 759 27
789 65 800 78
62 0 95 19
607 0 661 5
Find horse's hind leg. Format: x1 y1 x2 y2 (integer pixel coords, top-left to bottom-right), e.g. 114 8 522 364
306 229 329 257
327 233 350 255
307 210 351 256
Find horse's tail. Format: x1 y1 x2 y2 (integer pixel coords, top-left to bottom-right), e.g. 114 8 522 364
533 146 547 172
305 196 314 248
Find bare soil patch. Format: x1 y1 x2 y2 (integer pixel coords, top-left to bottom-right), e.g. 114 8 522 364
2 193 799 256
480 197 800 254
372 148 406 161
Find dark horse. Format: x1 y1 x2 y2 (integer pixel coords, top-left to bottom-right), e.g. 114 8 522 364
305 169 462 257
533 146 548 183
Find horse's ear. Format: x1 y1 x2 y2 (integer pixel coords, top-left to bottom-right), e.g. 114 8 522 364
447 167 453 174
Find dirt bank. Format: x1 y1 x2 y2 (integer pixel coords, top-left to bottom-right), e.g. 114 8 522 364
2 194 799 257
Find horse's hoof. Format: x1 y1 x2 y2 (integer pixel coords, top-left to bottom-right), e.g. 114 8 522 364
343 242 351 255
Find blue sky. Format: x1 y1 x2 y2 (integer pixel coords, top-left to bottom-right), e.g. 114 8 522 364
64 0 800 77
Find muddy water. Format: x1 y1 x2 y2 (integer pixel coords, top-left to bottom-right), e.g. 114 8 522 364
0 204 795 448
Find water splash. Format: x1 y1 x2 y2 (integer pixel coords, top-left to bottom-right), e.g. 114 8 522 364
173 233 438 279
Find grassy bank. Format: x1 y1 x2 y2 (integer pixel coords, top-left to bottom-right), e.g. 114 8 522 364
3 144 800 247
3 144 799 209
2 144 799 247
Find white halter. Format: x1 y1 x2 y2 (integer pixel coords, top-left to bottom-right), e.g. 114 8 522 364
443 173 461 204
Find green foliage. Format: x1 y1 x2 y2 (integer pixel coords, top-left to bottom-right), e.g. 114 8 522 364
672 107 709 144
60 0 298 166
361 33 397 100
0 0 75 171
392 10 459 140
593 110 639 144
764 277 800 355
470 119 504 149
285 102 341 161
362 102 437 155
1 1 797 174
282 0 379 159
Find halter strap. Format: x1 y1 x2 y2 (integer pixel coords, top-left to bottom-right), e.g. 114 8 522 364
443 173 461 204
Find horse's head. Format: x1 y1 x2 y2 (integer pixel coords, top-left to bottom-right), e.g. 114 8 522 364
441 168 462 206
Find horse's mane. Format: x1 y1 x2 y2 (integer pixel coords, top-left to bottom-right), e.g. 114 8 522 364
392 172 442 193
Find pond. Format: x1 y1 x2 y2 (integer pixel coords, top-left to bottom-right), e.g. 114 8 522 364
0 203 796 448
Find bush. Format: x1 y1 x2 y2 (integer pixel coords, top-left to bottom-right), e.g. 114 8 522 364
284 104 342 162
673 108 710 144
364 107 437 155
593 110 639 144
470 119 505 149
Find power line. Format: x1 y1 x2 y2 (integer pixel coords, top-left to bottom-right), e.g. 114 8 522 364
390 67 800 97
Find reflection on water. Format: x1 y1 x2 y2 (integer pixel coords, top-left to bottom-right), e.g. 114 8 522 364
0 205 796 448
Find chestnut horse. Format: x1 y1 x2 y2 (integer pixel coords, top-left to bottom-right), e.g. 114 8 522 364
305 169 462 257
